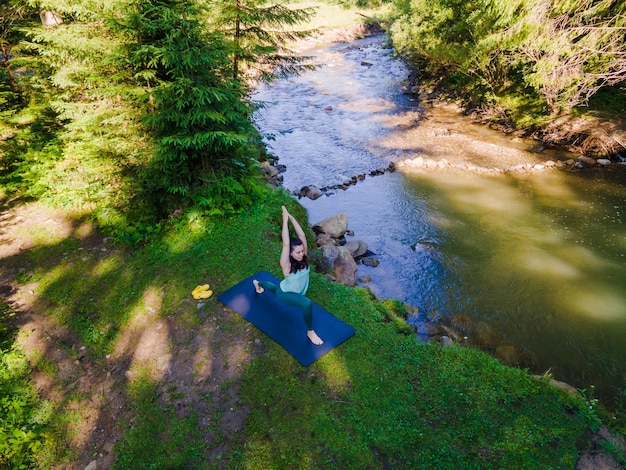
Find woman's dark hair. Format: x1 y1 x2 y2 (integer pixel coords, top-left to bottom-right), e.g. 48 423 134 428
289 237 309 273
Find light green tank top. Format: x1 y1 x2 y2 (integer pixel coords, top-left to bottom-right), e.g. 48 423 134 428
279 266 310 295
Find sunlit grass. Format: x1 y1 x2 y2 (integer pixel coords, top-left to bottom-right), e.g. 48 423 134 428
291 1 393 31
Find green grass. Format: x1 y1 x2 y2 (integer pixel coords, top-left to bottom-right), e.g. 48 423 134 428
578 85 626 119
0 301 51 469
113 373 207 470
234 284 586 468
291 1 393 31
1 190 605 468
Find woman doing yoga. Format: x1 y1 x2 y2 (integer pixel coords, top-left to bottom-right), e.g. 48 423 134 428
253 206 324 346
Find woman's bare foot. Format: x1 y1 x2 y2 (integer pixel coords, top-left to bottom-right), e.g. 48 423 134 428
307 330 324 346
253 279 264 294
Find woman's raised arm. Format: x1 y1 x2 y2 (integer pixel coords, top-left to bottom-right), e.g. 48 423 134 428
279 206 292 276
287 210 308 254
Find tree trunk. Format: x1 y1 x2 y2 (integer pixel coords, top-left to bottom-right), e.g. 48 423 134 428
0 42 21 96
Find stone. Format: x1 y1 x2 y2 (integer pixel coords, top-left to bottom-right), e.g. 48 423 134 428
358 275 371 284
320 245 341 268
577 155 597 168
84 460 97 470
301 185 323 200
333 246 358 286
315 233 335 247
495 344 520 365
597 158 611 166
344 240 368 258
411 156 425 168
320 245 357 286
440 336 453 346
313 213 348 239
361 256 380 267
260 161 278 177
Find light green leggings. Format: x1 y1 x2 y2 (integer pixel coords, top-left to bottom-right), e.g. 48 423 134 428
258 281 313 330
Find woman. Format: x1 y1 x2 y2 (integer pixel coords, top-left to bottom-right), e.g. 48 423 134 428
253 206 324 346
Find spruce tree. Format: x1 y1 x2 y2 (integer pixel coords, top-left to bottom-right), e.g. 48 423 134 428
112 0 263 215
207 0 316 81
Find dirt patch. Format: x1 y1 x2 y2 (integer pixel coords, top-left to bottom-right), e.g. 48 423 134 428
538 114 626 159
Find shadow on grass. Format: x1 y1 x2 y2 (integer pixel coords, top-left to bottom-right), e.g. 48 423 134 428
0 197 280 468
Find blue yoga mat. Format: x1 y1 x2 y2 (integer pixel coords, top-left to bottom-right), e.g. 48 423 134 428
218 271 355 366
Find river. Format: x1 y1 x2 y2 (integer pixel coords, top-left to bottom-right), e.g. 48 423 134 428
252 35 626 405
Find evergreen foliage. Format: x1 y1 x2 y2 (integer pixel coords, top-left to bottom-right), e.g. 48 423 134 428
1 0 269 230
0 1 30 110
207 0 317 81
111 0 265 217
513 0 626 111
3 0 150 220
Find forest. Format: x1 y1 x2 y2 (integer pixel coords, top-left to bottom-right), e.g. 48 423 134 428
1 0 625 468
1 0 625 233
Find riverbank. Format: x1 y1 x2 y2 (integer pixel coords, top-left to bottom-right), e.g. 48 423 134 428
293 18 626 163
2 194 624 468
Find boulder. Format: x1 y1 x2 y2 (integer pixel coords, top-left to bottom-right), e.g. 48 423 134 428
298 185 323 200
315 233 335 247
313 213 348 239
333 246 358 286
260 161 279 177
344 239 368 258
320 245 357 286
597 158 612 166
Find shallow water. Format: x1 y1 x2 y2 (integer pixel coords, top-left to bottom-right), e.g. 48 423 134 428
252 35 626 403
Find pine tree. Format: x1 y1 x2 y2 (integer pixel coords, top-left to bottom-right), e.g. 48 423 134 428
112 0 263 214
207 0 316 81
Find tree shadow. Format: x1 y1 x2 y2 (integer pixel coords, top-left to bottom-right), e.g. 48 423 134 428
0 199 266 468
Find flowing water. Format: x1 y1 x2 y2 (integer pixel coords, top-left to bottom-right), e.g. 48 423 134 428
252 35 626 404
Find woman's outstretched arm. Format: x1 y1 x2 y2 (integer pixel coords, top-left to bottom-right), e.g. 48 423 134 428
286 208 308 254
279 206 292 276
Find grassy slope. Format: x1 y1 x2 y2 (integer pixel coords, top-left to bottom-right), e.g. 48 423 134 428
1 189 592 468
